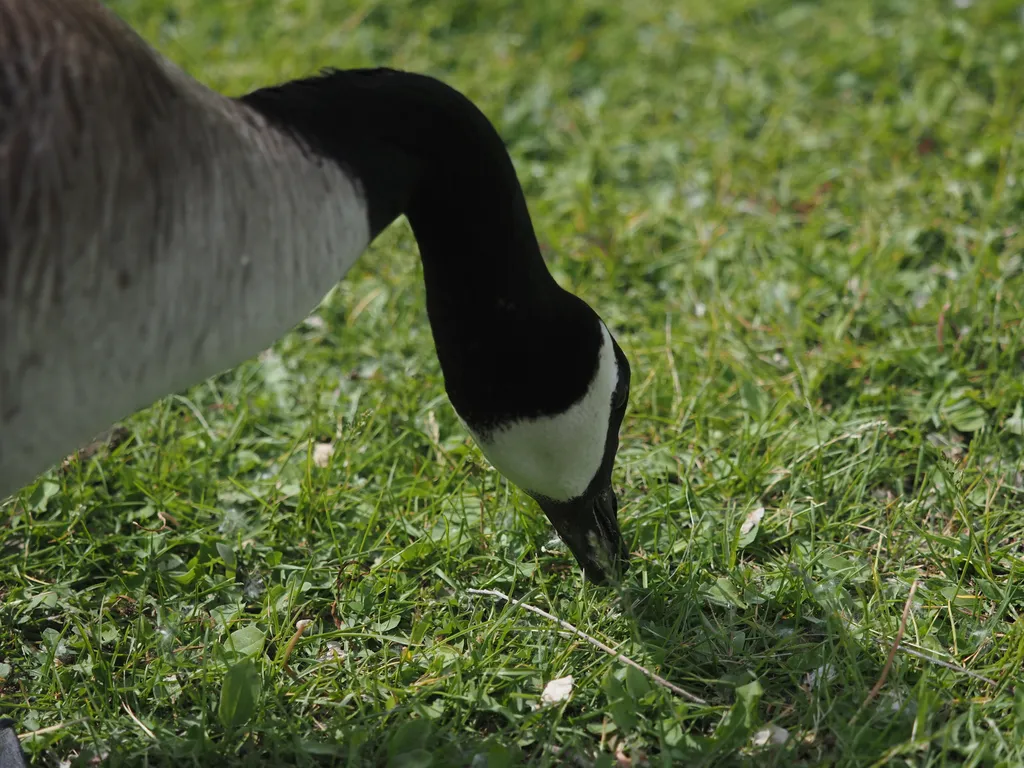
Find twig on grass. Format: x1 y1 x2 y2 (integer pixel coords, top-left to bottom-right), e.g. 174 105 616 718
467 587 707 705
121 701 156 740
881 643 996 686
851 579 918 724
16 720 84 741
281 618 313 678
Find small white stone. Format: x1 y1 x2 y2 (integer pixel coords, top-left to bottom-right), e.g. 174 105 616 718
312 442 334 468
318 641 345 662
303 314 326 330
740 506 765 536
540 675 574 705
804 664 838 689
752 724 790 747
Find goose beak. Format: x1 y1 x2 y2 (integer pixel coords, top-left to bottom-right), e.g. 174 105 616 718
537 485 629 584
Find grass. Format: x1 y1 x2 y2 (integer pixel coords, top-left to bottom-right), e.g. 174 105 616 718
4 0 1024 764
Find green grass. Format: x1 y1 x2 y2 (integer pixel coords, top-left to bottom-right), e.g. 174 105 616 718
4 0 1024 764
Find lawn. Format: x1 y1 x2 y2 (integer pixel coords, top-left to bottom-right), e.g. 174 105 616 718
4 0 1024 765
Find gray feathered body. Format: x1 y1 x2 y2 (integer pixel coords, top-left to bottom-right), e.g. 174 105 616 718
0 0 370 497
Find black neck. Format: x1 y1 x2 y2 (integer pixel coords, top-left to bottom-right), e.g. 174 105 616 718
237 68 600 426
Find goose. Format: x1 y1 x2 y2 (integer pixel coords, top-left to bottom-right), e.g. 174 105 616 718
0 0 633 585
0 720 25 768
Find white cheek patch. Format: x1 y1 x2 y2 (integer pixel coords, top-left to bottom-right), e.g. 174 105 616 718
469 322 619 503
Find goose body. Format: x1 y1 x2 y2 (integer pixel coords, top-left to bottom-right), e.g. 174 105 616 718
0 0 632 582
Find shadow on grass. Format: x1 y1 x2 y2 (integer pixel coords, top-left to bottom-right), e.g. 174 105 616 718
14 715 584 768
5 580 988 768
0 532 995 768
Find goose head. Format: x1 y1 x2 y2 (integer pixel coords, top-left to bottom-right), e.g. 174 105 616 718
433 290 632 585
